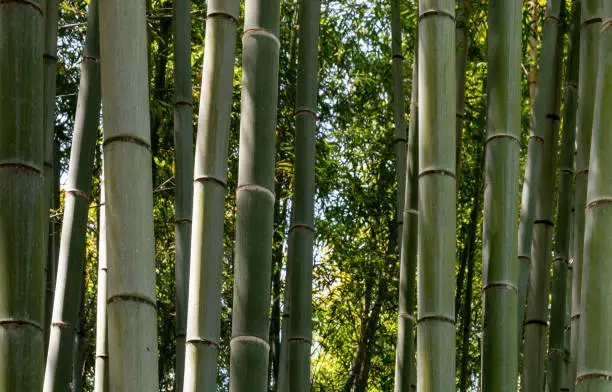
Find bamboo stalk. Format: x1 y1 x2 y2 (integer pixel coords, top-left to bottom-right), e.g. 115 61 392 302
172 0 193 389
0 1 45 390
575 6 612 391
182 2 239 391
416 0 456 389
99 1 158 390
481 0 522 390
228 0 281 390
548 2 579 390
569 0 600 389
43 0 101 388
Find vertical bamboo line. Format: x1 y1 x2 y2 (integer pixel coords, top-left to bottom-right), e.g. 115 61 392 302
172 0 193 389
0 0 45 389
416 0 456 390
182 2 239 391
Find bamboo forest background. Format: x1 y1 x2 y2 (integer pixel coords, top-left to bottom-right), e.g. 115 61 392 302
49 0 557 390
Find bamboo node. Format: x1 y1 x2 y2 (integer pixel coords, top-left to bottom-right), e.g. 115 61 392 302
52 321 77 332
576 169 589 177
586 198 612 211
417 315 454 325
194 175 227 188
576 372 612 384
529 135 545 144
0 162 42 174
82 55 99 64
406 209 418 216
534 219 554 227
242 28 281 46
207 11 239 25
0 0 43 15
103 135 151 152
482 282 517 292
548 348 568 359
545 15 561 23
571 313 580 321
553 257 569 265
394 137 408 144
518 255 531 262
230 335 270 350
398 312 415 323
95 354 109 359
107 294 157 310
43 53 58 62
456 112 466 119
418 169 456 179
236 183 275 200
485 133 521 146
175 218 192 225
0 318 44 332
288 337 312 344
66 188 91 202
418 10 455 22
185 336 220 350
524 319 547 327
581 17 602 29
289 223 315 233
392 54 405 61
174 99 194 109
295 108 317 119
546 113 561 121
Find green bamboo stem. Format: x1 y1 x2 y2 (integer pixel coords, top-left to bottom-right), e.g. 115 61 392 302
99 1 158 390
416 0 456 390
481 1 521 391
391 0 407 244
94 168 109 392
522 5 565 392
182 2 239 391
285 0 321 390
394 54 418 392
517 0 564 351
172 0 193 390
455 0 469 189
71 272 87 392
548 2 579 390
228 0 281 390
575 7 612 390
43 0 59 355
0 1 45 390
43 1 101 389
569 0 600 389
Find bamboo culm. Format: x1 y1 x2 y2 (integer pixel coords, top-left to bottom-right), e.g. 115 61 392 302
182 2 239 391
43 0 102 389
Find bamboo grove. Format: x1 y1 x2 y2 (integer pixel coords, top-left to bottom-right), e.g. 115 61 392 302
4 0 612 391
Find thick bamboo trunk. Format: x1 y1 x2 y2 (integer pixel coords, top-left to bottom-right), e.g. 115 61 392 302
521 0 566 389
394 54 418 392
523 13 565 392
94 169 109 392
0 1 45 390
284 1 321 391
548 2 579 390
43 0 59 354
99 1 158 390
182 2 239 391
417 0 456 390
481 1 522 391
172 0 193 390
575 6 612 391
43 1 101 389
569 0 600 389
228 0 281 390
